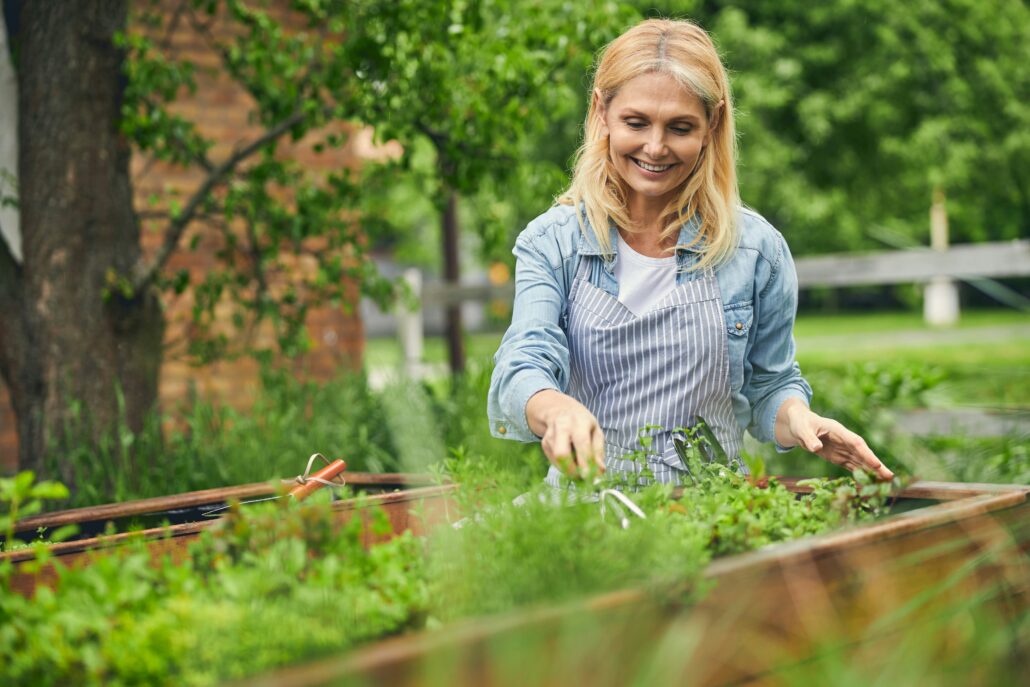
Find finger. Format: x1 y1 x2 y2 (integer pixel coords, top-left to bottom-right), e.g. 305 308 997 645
591 425 606 473
833 429 893 481
861 449 894 482
553 454 576 476
545 429 575 476
571 425 594 478
791 422 823 453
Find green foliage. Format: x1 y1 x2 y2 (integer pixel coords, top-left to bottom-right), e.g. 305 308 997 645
0 491 428 686
428 444 892 622
421 361 548 480
115 0 635 360
46 341 1027 509
45 368 400 508
922 435 1030 485
0 473 73 566
634 0 1030 252
1 444 895 685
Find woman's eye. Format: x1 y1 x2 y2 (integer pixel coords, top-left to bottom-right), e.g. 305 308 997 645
671 126 693 135
625 121 647 130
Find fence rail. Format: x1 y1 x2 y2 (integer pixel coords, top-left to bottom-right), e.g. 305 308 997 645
418 239 1030 306
394 240 1030 372
794 239 1030 288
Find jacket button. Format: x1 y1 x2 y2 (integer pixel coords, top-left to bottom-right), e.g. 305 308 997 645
735 322 744 331
497 425 507 435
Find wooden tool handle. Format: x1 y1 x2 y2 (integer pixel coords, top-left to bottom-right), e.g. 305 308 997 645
287 459 347 501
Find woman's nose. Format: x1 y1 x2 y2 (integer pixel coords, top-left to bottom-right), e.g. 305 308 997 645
643 131 667 159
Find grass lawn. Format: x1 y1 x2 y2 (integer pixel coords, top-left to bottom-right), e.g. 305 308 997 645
791 308 1028 337
364 308 1030 408
793 310 1029 409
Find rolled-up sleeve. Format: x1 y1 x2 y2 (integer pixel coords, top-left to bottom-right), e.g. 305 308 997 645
488 231 572 442
745 232 812 446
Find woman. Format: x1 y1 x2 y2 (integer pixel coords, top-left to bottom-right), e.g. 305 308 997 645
488 19 893 486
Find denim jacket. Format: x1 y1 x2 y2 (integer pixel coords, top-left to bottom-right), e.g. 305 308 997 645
487 202 812 447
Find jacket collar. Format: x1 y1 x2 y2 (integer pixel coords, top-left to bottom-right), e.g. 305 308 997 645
576 210 705 257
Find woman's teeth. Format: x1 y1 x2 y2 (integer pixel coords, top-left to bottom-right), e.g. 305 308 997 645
633 159 673 172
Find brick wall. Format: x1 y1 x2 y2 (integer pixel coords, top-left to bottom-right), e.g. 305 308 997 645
0 1 380 471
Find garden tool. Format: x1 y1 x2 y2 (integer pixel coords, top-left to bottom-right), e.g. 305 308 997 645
672 416 730 480
201 453 347 517
597 487 647 529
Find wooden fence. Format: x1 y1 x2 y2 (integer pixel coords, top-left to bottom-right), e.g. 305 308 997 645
392 239 1030 373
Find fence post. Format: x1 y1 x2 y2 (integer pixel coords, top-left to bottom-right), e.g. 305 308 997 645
398 268 424 378
923 188 959 326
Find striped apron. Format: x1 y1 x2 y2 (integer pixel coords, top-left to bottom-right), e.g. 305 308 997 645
545 255 744 487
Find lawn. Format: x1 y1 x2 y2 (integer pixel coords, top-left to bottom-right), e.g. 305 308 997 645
364 308 1030 409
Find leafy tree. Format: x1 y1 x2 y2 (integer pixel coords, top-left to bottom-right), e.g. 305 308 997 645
0 0 630 480
634 0 1030 252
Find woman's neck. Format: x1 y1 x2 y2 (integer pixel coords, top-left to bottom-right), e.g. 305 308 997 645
619 225 675 258
623 194 675 257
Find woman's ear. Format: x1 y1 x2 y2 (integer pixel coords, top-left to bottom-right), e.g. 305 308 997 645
704 99 724 146
592 88 610 137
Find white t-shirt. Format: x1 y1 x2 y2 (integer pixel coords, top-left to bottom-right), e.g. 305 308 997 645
614 233 678 316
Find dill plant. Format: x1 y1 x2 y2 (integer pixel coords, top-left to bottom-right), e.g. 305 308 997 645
424 431 893 622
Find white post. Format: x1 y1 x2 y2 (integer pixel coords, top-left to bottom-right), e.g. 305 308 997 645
397 268 424 378
923 187 959 326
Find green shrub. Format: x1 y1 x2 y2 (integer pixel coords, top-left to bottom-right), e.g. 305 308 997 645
46 368 400 507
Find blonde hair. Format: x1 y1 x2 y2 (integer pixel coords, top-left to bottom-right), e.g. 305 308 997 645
559 19 740 269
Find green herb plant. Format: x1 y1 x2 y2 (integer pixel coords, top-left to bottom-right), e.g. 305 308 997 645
0 427 898 685
0 472 76 563
0 479 428 687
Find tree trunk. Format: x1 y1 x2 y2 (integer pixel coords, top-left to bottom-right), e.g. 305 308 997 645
441 188 465 374
0 1 163 488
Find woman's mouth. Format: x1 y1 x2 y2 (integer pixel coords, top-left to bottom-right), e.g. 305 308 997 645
632 158 676 174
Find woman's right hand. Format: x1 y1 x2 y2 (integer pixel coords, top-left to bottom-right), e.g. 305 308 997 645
525 389 606 479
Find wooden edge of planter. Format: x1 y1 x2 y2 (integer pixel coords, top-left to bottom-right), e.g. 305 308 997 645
0 483 459 566
8 476 1022 567
777 476 1029 500
241 585 655 687
10 471 441 534
236 484 1030 687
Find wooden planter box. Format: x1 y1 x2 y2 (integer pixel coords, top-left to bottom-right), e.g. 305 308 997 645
231 479 1029 687
5 477 1027 685
1 472 458 598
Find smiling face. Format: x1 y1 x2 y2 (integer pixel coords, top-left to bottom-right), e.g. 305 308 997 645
597 72 715 222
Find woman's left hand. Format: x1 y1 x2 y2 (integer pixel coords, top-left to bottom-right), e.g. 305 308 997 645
775 398 894 481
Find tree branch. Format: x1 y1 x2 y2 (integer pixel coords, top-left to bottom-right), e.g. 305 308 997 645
131 108 307 292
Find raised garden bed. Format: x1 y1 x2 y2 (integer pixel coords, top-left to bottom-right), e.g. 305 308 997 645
236 479 1029 687
3 475 1026 685
1 471 457 598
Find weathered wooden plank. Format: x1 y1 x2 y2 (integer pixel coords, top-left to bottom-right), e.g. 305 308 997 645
793 240 1030 287
777 477 1030 501
2 484 459 598
418 242 1030 306
10 471 437 534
